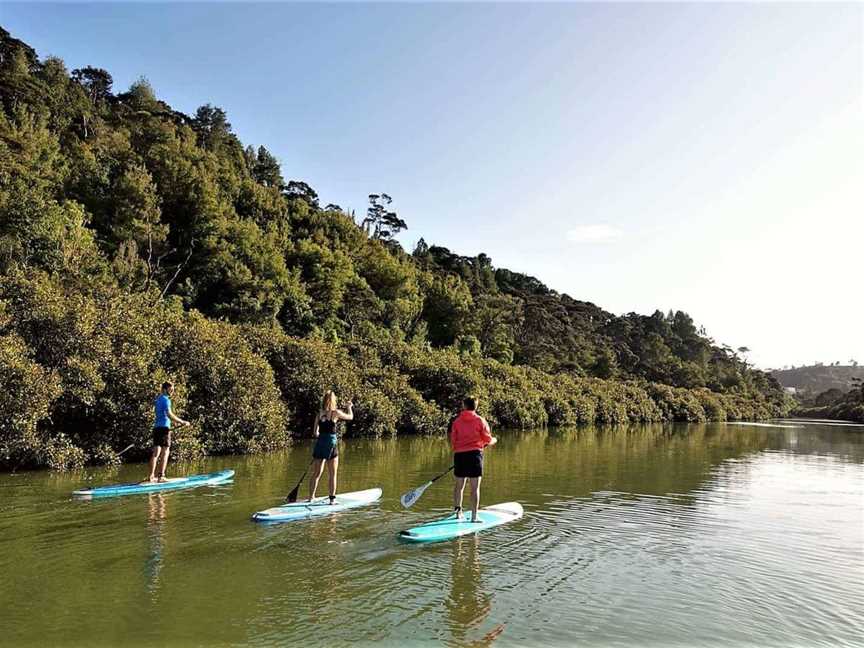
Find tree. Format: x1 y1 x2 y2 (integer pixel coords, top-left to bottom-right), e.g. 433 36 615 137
191 104 232 151
413 238 429 259
363 193 406 241
124 76 157 110
0 27 38 71
456 334 481 357
0 36 41 114
850 378 864 403
71 66 113 103
469 293 522 364
422 274 472 347
283 180 319 207
250 146 283 188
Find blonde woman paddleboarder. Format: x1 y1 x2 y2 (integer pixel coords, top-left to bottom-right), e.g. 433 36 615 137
308 390 353 503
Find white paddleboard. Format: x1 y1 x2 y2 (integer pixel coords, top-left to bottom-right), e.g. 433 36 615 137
252 488 382 523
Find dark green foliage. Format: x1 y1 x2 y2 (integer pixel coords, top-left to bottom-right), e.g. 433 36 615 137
165 313 289 454
0 326 63 468
794 378 864 423
0 30 793 469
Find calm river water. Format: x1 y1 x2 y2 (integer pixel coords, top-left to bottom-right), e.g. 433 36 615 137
1 421 862 647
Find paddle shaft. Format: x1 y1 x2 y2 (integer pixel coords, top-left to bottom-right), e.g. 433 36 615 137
116 421 195 458
285 460 313 503
429 465 455 484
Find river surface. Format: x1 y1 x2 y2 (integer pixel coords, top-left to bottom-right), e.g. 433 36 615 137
1 422 862 647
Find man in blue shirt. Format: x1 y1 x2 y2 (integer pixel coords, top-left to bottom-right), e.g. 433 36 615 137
147 382 190 482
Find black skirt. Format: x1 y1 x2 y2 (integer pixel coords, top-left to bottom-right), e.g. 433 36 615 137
454 450 483 478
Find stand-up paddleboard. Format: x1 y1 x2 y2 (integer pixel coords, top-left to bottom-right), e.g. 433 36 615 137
73 469 234 498
399 502 523 543
252 488 382 523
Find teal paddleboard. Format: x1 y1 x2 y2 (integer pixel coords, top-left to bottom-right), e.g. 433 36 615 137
73 469 234 498
252 488 382 523
399 502 523 543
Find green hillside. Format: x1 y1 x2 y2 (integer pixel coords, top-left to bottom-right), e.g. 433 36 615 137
772 365 864 394
0 28 790 470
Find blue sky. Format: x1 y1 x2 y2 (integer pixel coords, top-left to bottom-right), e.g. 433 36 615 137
3 2 862 368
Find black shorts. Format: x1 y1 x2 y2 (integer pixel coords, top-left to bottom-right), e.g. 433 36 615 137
152 427 171 448
454 450 483 478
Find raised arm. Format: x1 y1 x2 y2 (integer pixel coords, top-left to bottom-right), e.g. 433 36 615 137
335 401 354 421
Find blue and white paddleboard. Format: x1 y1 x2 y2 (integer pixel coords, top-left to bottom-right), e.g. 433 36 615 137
73 469 235 498
252 488 382 523
399 502 523 543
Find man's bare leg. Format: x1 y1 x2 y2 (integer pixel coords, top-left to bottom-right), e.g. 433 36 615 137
157 446 170 481
453 477 467 519
469 477 482 522
146 447 161 482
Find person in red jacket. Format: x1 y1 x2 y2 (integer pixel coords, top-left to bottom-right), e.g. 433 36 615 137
449 396 497 522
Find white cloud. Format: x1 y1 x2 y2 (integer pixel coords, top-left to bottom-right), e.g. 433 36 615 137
566 224 623 243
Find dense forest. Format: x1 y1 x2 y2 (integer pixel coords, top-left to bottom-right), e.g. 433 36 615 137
0 28 791 470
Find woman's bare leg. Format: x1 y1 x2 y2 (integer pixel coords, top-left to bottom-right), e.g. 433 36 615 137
308 459 325 500
327 456 339 502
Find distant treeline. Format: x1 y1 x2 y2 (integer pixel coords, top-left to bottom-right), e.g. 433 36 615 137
791 379 864 424
772 364 864 395
0 28 790 470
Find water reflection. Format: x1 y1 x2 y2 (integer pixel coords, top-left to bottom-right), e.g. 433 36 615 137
146 493 166 595
445 535 499 646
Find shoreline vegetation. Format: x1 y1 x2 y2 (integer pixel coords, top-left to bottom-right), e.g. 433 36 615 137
771 365 864 424
0 29 791 471
792 400 864 424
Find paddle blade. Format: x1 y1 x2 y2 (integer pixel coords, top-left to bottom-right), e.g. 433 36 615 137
400 481 431 509
285 483 301 503
284 465 311 503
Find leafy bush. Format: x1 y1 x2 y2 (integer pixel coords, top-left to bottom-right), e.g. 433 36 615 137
245 328 360 434
543 396 577 426
167 313 288 454
0 330 62 470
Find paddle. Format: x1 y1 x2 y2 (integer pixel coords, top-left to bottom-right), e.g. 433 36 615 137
284 460 314 503
400 465 455 508
118 420 195 460
117 444 135 457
